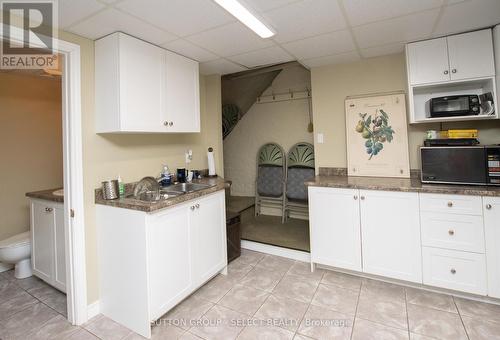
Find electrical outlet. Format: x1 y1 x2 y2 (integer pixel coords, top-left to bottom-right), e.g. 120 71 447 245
317 133 324 144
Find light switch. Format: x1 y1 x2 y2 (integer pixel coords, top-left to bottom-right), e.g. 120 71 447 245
317 133 324 144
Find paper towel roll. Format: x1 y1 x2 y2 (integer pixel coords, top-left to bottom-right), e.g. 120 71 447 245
207 147 216 176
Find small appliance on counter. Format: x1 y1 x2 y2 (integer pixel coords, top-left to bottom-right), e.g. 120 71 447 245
420 144 500 186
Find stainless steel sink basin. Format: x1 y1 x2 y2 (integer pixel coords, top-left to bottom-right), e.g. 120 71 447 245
167 183 213 193
127 189 184 202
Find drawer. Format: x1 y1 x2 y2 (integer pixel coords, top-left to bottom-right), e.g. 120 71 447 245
421 212 485 253
422 247 487 295
419 193 483 215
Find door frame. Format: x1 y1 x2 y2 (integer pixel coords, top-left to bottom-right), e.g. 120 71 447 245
0 25 87 325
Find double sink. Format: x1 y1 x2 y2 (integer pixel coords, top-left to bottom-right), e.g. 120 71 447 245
127 182 213 202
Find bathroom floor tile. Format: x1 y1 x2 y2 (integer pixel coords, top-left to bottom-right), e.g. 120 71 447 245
218 284 269 316
462 315 500 340
321 271 362 292
255 255 295 275
0 302 59 339
351 318 409 340
0 290 38 320
83 314 133 340
27 314 79 340
254 294 309 332
405 287 457 314
272 274 319 303
454 297 500 324
236 249 265 266
240 266 284 292
286 261 325 282
163 295 214 330
297 304 353 340
356 293 408 330
189 305 246 340
407 303 467 340
238 323 295 340
193 274 235 303
311 283 359 315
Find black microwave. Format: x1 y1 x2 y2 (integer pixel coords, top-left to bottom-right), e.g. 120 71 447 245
421 146 500 186
429 95 480 118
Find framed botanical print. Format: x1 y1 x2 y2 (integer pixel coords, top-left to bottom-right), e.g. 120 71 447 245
345 92 410 178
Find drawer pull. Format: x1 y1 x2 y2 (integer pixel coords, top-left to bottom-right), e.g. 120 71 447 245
486 204 492 210
450 268 456 274
190 206 195 211
195 203 200 209
45 207 53 213
448 230 455 236
360 196 365 200
353 195 358 200
447 201 453 207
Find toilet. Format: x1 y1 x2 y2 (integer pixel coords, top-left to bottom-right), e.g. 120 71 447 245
0 231 32 279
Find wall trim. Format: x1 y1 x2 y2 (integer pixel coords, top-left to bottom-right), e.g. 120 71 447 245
87 301 100 320
241 240 310 262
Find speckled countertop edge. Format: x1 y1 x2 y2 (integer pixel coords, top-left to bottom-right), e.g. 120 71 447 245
26 188 64 203
95 177 228 213
305 175 500 197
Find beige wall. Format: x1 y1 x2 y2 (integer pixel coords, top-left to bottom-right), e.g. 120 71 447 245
224 65 312 196
0 73 63 241
311 53 500 171
54 31 224 304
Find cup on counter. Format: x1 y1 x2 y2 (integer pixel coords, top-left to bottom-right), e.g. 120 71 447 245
102 180 119 200
426 130 438 139
177 168 186 183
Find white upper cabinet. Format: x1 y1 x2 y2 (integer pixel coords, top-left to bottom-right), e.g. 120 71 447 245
447 30 495 81
407 37 450 85
406 29 495 86
95 33 200 133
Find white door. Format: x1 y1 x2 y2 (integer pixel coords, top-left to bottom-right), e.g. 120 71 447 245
360 190 422 283
163 51 200 133
447 29 495 81
191 191 226 285
308 187 362 271
31 201 55 283
119 34 164 132
53 205 66 292
147 204 193 319
406 37 450 85
484 197 500 298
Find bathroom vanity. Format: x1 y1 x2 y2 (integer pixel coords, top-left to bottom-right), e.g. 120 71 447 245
26 189 66 293
95 178 227 338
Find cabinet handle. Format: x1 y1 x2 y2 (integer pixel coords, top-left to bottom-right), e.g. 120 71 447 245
443 70 449 75
486 204 492 210
164 121 169 126
353 195 358 200
447 201 453 207
169 122 174 127
190 206 195 211
448 229 455 236
360 196 365 200
45 207 53 213
195 203 200 209
451 69 457 73
450 268 456 275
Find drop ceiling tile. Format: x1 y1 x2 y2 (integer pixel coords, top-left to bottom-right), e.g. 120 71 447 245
228 46 293 68
162 39 218 62
116 0 235 37
187 22 274 57
343 0 443 26
281 30 356 60
67 8 176 44
360 42 405 58
433 0 500 36
58 0 105 29
243 0 302 12
353 9 440 48
199 59 247 75
301 51 361 68
263 0 347 43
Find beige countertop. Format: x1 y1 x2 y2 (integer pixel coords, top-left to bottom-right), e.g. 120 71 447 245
26 188 64 203
95 177 228 213
305 175 500 197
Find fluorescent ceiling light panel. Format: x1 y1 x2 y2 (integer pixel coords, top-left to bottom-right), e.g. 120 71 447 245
213 0 275 38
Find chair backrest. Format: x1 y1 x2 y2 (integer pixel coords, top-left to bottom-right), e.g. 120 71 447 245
256 143 285 197
286 143 315 201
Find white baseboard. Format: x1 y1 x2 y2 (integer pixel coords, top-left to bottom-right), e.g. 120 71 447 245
241 240 310 262
87 300 100 320
0 263 13 273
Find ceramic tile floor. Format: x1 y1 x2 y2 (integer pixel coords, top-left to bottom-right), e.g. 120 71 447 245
2 250 500 339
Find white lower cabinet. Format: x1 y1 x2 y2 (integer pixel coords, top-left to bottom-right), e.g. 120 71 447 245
484 197 500 298
97 190 226 338
422 247 487 295
308 187 361 271
360 190 422 283
30 199 66 292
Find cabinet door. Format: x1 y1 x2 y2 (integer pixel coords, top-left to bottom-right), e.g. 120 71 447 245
406 37 450 85
191 191 226 285
360 190 422 283
53 206 66 292
447 29 495 80
119 34 164 132
148 204 193 320
31 201 55 283
308 187 362 271
484 197 500 298
163 51 200 132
